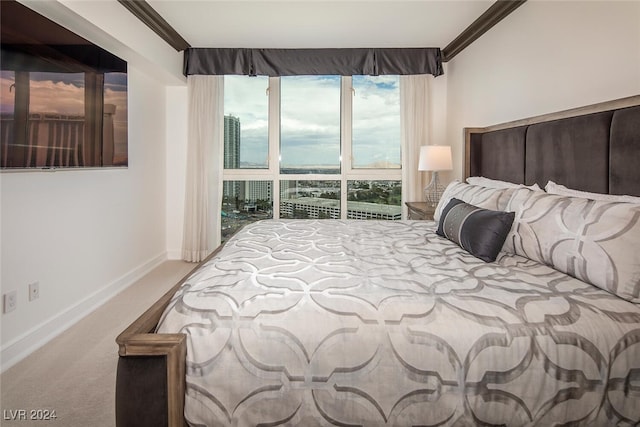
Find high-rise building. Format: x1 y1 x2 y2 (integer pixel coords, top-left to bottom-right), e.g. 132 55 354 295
246 181 272 203
224 115 241 199
224 115 240 168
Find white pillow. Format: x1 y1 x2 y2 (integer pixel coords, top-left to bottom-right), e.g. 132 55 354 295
503 187 640 304
545 181 640 204
466 176 541 191
434 180 516 223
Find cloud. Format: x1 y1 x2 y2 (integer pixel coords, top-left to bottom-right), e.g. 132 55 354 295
225 76 269 166
280 75 341 166
352 75 400 167
224 74 400 169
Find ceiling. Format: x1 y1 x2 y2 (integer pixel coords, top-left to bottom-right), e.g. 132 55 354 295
145 0 495 49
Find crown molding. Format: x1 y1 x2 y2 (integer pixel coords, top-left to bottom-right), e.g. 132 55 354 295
442 0 527 62
117 0 190 51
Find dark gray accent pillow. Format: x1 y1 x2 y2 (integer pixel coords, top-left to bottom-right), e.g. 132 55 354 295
436 198 515 263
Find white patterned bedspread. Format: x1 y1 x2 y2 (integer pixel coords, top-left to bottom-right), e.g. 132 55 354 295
156 219 640 426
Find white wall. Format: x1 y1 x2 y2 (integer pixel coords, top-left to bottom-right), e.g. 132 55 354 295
445 0 640 180
0 0 185 372
0 67 168 371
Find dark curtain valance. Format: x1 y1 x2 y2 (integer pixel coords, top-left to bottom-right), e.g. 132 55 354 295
183 47 443 77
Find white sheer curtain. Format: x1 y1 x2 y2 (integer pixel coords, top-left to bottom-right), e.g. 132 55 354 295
182 75 224 262
400 74 432 216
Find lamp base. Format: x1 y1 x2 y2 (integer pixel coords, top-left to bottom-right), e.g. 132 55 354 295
424 171 445 208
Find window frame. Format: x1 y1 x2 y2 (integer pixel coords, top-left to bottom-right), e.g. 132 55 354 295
222 76 402 221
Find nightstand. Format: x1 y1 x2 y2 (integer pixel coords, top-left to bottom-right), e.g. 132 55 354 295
405 202 436 220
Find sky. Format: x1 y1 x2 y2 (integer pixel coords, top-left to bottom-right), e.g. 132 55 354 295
224 74 401 169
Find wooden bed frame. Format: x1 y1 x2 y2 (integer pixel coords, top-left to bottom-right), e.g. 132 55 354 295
115 95 640 427
115 248 221 427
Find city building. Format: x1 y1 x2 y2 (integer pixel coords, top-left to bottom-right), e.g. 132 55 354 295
223 115 241 199
279 197 401 220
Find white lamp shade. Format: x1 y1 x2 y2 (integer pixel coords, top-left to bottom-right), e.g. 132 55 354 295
418 145 453 171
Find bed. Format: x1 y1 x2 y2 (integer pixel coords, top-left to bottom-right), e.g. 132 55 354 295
115 95 640 427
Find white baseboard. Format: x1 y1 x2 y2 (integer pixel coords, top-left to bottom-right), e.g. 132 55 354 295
166 249 183 260
0 252 168 373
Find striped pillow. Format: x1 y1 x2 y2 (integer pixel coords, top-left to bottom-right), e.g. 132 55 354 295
436 198 515 263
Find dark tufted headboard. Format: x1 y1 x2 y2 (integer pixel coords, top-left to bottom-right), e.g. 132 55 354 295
465 95 640 196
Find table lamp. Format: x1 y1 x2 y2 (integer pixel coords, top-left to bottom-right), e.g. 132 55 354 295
418 145 452 207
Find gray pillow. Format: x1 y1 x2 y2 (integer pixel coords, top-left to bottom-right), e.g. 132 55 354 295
436 198 515 263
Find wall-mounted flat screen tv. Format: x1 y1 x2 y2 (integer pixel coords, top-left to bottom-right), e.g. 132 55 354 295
1 0 128 170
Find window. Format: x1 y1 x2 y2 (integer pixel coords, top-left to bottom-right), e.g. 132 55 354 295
222 180 273 240
222 75 401 238
352 76 401 169
280 180 341 219
223 75 269 169
347 180 402 220
280 76 341 174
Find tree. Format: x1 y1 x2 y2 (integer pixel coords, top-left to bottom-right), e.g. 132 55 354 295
293 208 309 219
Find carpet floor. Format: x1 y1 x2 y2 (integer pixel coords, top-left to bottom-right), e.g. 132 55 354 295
1 260 195 427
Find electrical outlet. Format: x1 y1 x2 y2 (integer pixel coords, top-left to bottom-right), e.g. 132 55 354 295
3 291 17 313
29 281 40 301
